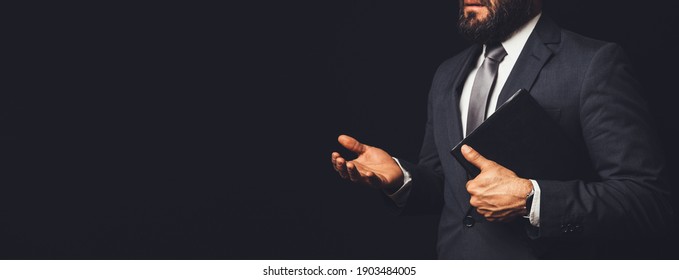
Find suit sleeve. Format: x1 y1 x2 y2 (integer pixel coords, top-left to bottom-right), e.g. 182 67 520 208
389 65 446 216
537 43 674 238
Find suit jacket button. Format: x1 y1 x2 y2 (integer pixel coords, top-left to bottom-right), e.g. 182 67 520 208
463 216 475 228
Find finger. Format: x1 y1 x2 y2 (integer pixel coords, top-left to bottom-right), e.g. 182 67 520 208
331 152 340 165
347 162 361 182
461 145 496 171
477 208 495 221
465 181 478 194
469 196 481 207
338 135 368 155
332 154 343 171
336 157 349 179
365 171 383 188
495 209 522 221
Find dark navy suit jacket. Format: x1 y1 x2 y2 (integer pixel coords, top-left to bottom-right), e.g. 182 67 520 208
395 15 673 259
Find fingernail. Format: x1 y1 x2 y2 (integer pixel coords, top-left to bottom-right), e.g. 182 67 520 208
461 145 471 154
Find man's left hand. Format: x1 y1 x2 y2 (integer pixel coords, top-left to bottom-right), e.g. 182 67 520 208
461 144 533 222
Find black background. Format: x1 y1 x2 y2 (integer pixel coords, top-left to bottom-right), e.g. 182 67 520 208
2 1 678 259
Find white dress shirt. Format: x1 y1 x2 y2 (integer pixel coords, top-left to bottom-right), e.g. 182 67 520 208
388 13 542 227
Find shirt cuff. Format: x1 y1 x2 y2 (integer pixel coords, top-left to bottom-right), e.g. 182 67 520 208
383 157 412 207
527 179 541 227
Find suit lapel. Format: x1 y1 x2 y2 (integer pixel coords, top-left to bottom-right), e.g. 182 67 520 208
496 16 561 106
443 45 482 148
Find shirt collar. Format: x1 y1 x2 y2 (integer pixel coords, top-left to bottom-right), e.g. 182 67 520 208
484 13 542 59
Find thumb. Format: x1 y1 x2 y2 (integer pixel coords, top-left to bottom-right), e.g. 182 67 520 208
338 134 368 155
461 145 495 171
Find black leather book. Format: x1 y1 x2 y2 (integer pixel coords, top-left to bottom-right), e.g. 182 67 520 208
450 89 586 180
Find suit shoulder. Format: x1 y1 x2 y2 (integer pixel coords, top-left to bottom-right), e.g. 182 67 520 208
434 46 476 76
553 29 629 71
439 47 474 67
559 29 621 54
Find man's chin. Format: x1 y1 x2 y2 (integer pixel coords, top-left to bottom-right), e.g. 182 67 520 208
461 18 488 30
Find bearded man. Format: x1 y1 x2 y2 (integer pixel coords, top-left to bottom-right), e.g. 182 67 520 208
331 0 673 259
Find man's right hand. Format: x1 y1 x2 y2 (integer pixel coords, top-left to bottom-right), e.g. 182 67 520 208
331 135 404 190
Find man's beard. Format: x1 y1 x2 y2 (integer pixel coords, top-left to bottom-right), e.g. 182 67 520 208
458 0 534 44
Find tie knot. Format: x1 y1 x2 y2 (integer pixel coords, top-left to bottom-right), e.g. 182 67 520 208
484 43 507 62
